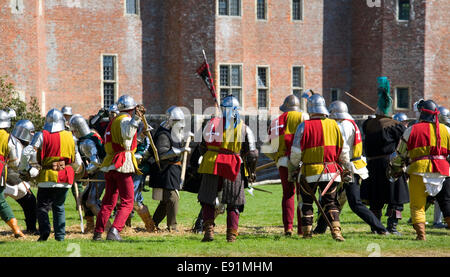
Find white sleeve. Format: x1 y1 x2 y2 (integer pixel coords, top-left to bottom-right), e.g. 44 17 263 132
338 123 352 170
120 116 140 141
290 123 305 167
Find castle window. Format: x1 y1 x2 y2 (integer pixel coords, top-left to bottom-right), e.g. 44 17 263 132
257 67 269 109
126 0 139 15
257 0 267 20
292 0 303 21
398 0 410 21
218 0 241 16
103 55 117 108
395 87 410 109
219 64 242 104
331 88 341 102
292 66 304 97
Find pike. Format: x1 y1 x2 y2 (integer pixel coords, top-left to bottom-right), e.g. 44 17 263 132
255 161 276 172
139 112 161 170
344 91 376 113
180 132 194 190
73 182 84 233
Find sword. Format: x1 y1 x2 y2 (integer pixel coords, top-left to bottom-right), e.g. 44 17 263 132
320 171 341 197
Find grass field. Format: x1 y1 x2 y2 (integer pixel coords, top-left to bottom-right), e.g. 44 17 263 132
0 184 448 257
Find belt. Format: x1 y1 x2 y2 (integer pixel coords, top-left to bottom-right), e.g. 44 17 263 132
411 155 447 163
366 154 391 161
350 157 362 162
207 148 240 156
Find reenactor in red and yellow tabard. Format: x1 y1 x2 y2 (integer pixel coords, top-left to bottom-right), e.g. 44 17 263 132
390 99 450 240
20 108 83 241
266 95 309 236
197 95 258 243
290 94 352 241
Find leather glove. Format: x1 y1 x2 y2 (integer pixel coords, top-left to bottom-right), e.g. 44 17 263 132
135 105 146 118
248 172 256 183
342 170 352 183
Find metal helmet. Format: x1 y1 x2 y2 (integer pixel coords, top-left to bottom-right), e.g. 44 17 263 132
117 95 137 111
0 110 11 129
438 106 449 118
280 95 301 112
11 119 35 143
69 114 91 138
161 106 186 130
307 94 329 116
221 95 241 110
413 98 424 118
393 112 408 122
418 99 438 123
61 106 73 116
43 108 66 133
108 104 120 115
328 100 352 120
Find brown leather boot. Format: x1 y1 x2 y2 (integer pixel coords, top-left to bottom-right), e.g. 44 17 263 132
201 220 215 242
6 218 25 238
445 217 450 230
135 204 156 232
331 221 345 242
302 225 313 239
226 228 238 242
413 223 426 241
85 216 95 233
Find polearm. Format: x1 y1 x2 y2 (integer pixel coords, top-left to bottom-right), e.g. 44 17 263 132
139 112 161 170
201 49 221 116
73 182 84 233
344 91 376 113
255 161 276 172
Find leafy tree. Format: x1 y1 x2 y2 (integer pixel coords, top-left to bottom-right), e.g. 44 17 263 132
0 76 45 131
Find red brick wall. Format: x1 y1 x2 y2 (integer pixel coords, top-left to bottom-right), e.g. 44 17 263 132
215 0 324 114
1 0 143 118
351 0 384 115
424 0 450 109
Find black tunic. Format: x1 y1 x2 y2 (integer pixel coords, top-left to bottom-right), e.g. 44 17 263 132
151 126 182 191
360 115 410 206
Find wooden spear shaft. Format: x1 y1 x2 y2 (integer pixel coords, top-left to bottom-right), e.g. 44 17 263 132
344 91 376 113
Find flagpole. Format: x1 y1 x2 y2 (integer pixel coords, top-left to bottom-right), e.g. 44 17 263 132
202 49 221 116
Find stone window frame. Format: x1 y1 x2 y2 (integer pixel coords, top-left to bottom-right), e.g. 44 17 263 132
396 0 411 22
291 0 304 22
255 0 268 21
10 0 24 14
394 86 411 111
217 0 243 17
217 63 244 108
101 54 119 109
256 65 270 109
124 0 140 16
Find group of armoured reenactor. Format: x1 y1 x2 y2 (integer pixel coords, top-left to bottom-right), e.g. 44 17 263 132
0 76 448 243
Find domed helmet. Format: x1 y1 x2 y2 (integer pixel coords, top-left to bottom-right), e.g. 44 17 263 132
280 95 301 112
162 106 185 129
117 95 137 112
61 106 73 116
11 120 35 143
307 94 329 116
438 106 449 118
329 100 353 120
417 100 439 123
413 98 424 118
393 113 408 122
0 110 11 129
69 114 91 138
108 104 120 116
43 108 66 133
221 95 241 128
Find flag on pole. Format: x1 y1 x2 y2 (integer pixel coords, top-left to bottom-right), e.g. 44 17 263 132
196 54 218 104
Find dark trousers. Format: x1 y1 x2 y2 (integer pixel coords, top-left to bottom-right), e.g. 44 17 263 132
16 192 38 232
436 177 450 218
344 182 387 232
153 189 179 230
37 187 69 241
299 180 340 227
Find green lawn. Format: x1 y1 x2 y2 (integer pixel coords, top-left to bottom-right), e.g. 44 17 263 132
0 184 448 257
